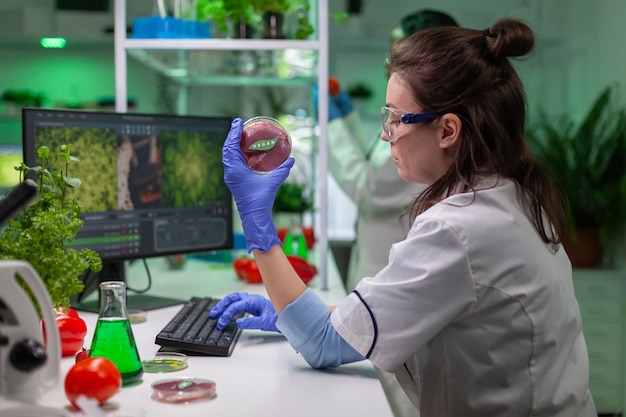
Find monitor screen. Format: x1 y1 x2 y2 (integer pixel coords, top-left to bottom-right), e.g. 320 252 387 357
22 108 234 310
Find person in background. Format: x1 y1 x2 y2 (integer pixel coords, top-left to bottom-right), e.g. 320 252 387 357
324 11 458 416
212 17 597 417
326 9 458 294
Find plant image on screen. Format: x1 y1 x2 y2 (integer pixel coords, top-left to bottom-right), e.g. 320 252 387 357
159 130 227 208
35 127 118 212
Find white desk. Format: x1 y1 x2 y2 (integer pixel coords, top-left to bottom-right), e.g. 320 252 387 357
38 255 394 417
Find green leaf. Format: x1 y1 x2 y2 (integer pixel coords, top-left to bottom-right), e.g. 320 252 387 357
248 137 278 151
64 176 81 188
37 146 50 159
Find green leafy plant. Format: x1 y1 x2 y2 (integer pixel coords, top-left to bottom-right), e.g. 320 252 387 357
273 182 312 213
246 0 311 39
0 144 103 309
196 0 259 33
347 82 374 99
526 85 626 248
196 0 345 40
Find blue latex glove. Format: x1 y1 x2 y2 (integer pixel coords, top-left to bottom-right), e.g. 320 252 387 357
311 83 355 121
209 292 279 332
223 118 295 253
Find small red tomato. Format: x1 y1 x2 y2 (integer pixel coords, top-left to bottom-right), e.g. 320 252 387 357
64 357 122 408
75 348 90 363
329 76 341 97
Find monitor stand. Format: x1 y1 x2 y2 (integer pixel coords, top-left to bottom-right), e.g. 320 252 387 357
71 260 185 313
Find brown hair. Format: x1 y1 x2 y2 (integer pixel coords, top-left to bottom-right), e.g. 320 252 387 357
388 18 566 245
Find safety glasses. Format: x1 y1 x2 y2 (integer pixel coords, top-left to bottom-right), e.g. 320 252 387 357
380 106 445 143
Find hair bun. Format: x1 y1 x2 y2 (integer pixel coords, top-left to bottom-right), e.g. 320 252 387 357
485 18 535 59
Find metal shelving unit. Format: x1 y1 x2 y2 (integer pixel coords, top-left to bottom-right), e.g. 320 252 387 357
113 0 331 290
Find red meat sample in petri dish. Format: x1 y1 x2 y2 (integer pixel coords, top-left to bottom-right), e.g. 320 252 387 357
151 378 216 404
240 116 292 174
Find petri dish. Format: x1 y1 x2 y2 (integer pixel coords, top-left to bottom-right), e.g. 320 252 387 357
127 309 147 324
241 116 292 174
142 352 188 373
151 378 217 404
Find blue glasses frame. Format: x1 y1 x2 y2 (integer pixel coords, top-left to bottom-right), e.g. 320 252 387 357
381 106 445 142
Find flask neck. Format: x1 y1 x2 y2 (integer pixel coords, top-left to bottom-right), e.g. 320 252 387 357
98 281 129 319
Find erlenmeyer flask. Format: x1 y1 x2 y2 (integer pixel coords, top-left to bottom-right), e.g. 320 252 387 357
89 281 143 386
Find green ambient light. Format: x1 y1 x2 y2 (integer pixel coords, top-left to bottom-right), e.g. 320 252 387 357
40 38 67 48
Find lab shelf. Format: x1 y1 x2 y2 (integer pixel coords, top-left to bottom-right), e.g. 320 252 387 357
113 0 330 289
123 38 324 51
126 49 316 87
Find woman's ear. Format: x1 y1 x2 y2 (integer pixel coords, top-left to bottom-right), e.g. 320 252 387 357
439 113 462 149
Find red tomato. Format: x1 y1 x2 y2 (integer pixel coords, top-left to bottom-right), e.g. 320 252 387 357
64 357 122 408
233 257 251 280
243 259 263 284
329 76 341 97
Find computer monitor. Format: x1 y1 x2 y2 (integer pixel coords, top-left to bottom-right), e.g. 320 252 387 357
22 108 234 311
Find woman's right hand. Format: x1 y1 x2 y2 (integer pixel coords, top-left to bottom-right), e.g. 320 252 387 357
223 118 294 253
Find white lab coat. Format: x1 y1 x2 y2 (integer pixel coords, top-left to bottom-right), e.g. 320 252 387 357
331 178 596 416
327 111 425 291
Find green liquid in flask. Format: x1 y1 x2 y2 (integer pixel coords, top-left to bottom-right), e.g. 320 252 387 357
90 318 143 385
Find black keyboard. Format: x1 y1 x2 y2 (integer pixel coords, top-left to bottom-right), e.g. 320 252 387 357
155 296 244 357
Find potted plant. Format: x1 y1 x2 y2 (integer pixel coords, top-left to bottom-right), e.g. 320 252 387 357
249 0 313 39
0 144 103 310
196 0 259 37
274 181 312 214
273 181 313 250
526 85 626 267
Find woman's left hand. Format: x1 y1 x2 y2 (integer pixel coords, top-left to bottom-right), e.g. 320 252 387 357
209 292 279 332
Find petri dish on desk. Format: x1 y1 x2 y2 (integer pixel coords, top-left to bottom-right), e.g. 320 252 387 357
151 377 217 404
127 309 147 324
142 352 188 373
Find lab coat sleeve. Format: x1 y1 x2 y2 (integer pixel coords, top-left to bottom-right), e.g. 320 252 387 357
331 217 477 372
276 288 365 368
327 111 371 202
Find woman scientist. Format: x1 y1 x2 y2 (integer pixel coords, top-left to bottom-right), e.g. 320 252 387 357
321 11 459 417
211 18 597 416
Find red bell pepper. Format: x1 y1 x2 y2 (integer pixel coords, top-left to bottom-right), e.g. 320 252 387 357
233 256 263 283
286 255 317 284
54 307 88 357
232 255 317 285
